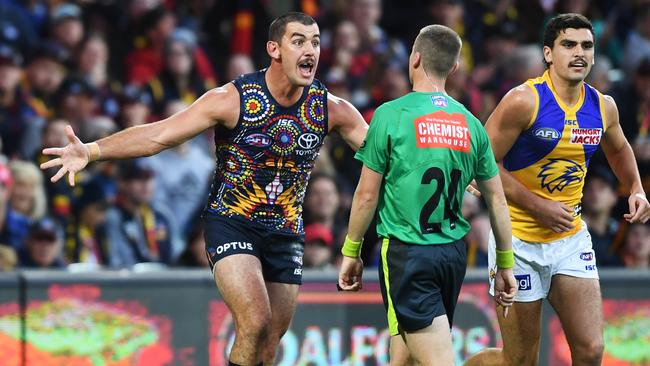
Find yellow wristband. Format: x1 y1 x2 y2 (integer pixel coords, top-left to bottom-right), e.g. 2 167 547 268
341 235 363 258
86 142 101 162
496 249 515 269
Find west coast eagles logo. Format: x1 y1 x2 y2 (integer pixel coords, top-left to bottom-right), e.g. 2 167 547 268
537 158 584 193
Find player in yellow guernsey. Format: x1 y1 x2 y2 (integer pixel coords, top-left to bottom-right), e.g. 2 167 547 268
466 14 650 366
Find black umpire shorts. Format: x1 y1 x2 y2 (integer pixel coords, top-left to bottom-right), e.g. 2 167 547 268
203 214 304 285
378 237 467 336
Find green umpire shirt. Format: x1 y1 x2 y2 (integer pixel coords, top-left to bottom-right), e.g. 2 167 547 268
355 92 499 245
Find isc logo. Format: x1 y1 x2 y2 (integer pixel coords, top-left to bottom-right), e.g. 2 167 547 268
565 119 578 125
515 274 532 290
533 128 560 141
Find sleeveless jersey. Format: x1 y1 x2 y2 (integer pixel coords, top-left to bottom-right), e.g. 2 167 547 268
355 92 498 245
205 70 328 234
503 70 608 243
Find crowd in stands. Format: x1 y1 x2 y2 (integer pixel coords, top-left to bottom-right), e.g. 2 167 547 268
0 0 649 271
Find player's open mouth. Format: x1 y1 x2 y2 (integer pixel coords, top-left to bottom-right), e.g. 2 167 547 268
298 60 314 78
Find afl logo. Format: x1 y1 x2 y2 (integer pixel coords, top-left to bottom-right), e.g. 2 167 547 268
534 127 560 141
298 133 320 149
244 133 272 147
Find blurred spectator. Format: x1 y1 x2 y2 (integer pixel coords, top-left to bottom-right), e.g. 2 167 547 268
104 160 175 267
582 166 623 266
175 221 209 268
0 43 44 159
118 84 153 128
620 222 650 268
55 75 98 131
0 244 17 271
613 58 650 185
225 53 255 82
65 180 110 266
448 58 494 121
8 160 46 220
48 3 84 54
0 1 39 55
585 56 613 94
145 29 215 115
126 7 216 85
0 162 30 249
303 223 335 269
498 44 545 98
17 216 65 268
76 34 120 118
623 4 650 75
37 119 76 221
304 173 344 242
141 100 213 238
23 42 68 118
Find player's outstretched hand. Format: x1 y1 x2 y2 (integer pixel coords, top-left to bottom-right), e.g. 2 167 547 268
338 256 364 291
532 198 575 233
494 268 517 318
39 125 89 186
624 193 650 223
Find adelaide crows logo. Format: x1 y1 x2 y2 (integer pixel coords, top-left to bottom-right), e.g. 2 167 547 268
537 158 584 193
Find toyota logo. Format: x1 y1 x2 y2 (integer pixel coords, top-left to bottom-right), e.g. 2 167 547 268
298 133 320 149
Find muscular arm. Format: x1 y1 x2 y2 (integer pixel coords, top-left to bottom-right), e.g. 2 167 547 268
327 93 368 151
600 95 650 223
485 85 541 211
96 84 240 159
486 84 576 232
346 166 382 241
41 84 240 185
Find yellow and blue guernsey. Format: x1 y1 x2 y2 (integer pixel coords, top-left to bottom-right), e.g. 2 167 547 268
504 70 608 243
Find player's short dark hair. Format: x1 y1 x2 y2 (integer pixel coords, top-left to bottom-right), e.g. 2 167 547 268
413 25 461 78
543 13 594 54
269 12 316 43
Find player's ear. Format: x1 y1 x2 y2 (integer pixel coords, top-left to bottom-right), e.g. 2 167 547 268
267 40 280 60
449 60 460 76
412 51 422 69
543 46 553 66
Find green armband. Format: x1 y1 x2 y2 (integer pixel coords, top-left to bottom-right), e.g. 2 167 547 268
496 249 515 269
341 236 363 258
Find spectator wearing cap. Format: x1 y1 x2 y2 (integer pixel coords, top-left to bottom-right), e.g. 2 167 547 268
0 162 31 249
104 160 175 267
0 43 46 160
23 41 68 118
65 179 111 265
304 223 335 269
17 216 65 268
620 222 650 268
118 84 153 128
125 7 216 86
140 100 213 238
8 160 46 221
49 3 84 54
55 75 98 132
145 29 216 116
582 166 624 267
